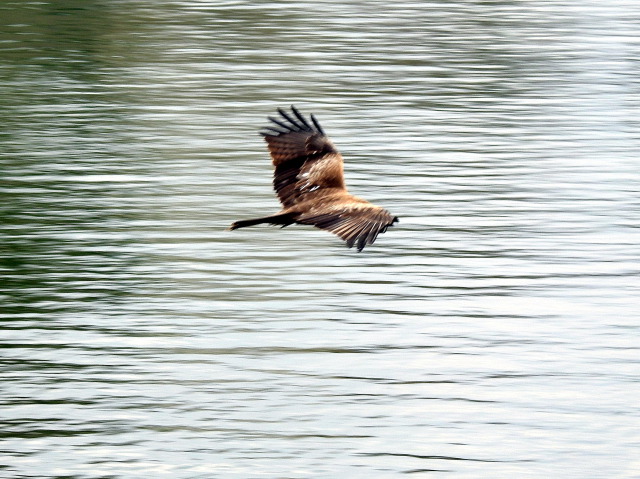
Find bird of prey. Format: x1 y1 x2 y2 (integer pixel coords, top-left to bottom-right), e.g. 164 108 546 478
228 106 398 252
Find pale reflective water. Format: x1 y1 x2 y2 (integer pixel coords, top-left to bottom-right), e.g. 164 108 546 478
1 1 639 478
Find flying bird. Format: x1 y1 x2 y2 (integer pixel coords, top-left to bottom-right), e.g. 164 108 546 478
228 106 398 251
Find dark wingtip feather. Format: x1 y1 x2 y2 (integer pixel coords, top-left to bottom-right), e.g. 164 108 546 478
268 115 299 132
290 105 312 130
310 113 325 136
276 107 305 131
260 127 287 137
263 106 325 137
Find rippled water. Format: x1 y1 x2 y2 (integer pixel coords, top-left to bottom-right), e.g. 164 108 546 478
2 1 639 478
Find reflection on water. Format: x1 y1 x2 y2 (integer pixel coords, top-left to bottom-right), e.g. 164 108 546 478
1 1 639 477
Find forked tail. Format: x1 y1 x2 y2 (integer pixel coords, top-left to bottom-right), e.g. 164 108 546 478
227 213 294 231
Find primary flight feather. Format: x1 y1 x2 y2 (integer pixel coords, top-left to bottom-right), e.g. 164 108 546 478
228 106 398 252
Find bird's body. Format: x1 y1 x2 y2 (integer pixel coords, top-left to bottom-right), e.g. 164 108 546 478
228 106 398 251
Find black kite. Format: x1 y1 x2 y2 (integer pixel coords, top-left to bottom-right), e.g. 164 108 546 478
228 106 398 251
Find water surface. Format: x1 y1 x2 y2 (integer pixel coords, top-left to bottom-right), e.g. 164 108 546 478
1 1 639 478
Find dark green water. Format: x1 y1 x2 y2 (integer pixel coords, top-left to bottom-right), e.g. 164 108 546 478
1 1 639 477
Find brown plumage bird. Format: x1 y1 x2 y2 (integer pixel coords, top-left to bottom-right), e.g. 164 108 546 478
228 106 398 251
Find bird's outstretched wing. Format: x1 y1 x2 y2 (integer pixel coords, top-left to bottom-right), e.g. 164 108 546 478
261 106 346 208
297 203 398 252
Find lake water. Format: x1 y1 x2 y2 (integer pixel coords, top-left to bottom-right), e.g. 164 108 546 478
1 1 639 478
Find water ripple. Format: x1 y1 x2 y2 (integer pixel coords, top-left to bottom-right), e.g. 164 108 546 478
2 1 639 478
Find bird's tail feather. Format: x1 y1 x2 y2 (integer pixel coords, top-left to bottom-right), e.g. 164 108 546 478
227 213 294 231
